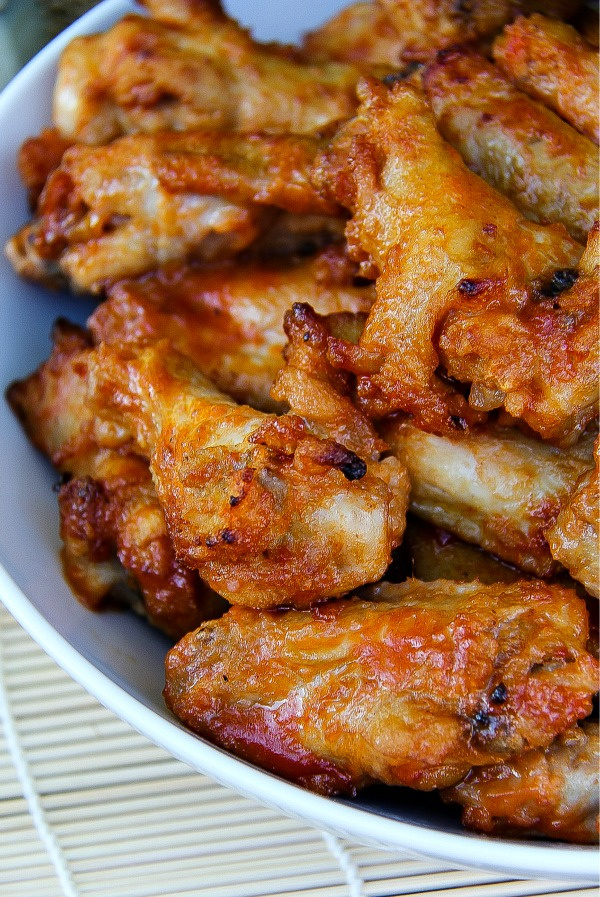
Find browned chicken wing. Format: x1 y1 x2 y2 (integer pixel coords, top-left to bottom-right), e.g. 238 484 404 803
90 248 374 412
314 78 595 442
443 720 599 843
53 0 360 144
547 438 600 598
5 130 342 293
58 453 226 639
87 339 407 607
6 321 221 638
302 2 408 69
303 1 583 68
493 13 599 145
423 47 598 243
382 417 597 579
164 578 598 795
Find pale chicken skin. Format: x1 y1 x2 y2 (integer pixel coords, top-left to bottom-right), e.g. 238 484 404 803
547 439 600 598
382 418 596 579
164 579 599 795
86 340 408 608
314 78 593 443
443 721 599 843
53 1 361 144
5 130 341 294
493 13 600 145
423 47 598 243
90 248 374 412
6 321 221 638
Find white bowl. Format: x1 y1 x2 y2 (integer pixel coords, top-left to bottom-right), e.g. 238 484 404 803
0 0 597 883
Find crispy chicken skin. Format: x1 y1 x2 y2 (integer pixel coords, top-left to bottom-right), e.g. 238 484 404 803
6 321 221 638
164 579 598 795
87 339 408 607
53 1 360 144
17 128 72 208
423 47 598 243
382 418 596 579
494 14 599 145
8 321 407 609
547 439 600 598
443 721 599 843
58 454 226 639
272 303 377 458
438 223 599 446
90 248 374 412
303 1 582 68
314 78 585 440
5 130 341 293
302 2 408 69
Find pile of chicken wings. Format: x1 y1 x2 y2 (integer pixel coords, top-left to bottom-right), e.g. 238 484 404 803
6 0 599 844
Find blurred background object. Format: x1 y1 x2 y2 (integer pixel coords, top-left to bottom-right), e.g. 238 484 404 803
0 0 99 88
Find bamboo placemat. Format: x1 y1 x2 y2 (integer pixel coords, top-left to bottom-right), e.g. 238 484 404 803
0 601 597 897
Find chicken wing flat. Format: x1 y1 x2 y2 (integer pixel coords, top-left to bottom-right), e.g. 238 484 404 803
301 2 407 69
315 77 587 440
5 130 341 294
53 2 360 144
164 578 598 795
89 248 374 412
493 13 599 145
423 47 598 243
6 321 222 638
443 720 599 843
85 339 408 608
303 0 582 68
381 418 596 580
547 439 599 598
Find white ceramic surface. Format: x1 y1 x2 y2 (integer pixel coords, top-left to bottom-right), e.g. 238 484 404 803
0 1 597 883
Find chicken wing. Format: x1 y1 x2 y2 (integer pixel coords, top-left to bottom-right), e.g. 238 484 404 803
438 221 599 445
423 47 598 243
378 0 583 61
53 1 360 144
164 578 598 795
17 127 72 208
302 2 408 69
303 1 582 68
493 13 599 145
6 321 221 638
442 721 599 843
5 130 341 293
87 338 407 607
58 454 226 639
381 417 596 579
314 78 591 442
89 248 374 412
547 438 599 598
